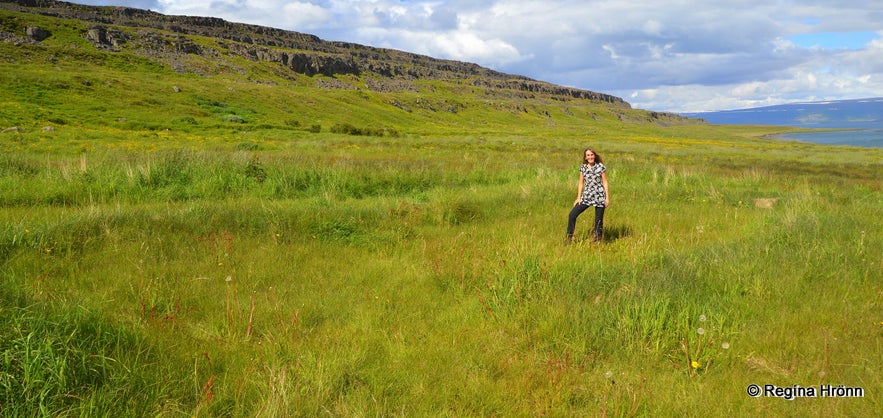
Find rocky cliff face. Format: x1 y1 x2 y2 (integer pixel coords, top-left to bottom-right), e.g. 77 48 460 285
1 0 629 105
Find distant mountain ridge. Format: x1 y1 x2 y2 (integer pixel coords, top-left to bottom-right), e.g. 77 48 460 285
681 98 883 129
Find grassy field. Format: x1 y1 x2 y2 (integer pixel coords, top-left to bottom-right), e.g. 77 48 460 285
2 127 880 416
2 7 883 416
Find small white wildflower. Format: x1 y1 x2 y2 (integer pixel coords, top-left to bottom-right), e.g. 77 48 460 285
225 275 233 282
699 314 707 322
697 327 705 335
604 370 613 380
721 342 730 350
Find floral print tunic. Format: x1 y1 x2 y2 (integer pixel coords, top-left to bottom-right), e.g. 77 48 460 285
578 162 606 207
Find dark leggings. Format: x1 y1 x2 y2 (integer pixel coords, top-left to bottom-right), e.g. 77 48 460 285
567 204 605 241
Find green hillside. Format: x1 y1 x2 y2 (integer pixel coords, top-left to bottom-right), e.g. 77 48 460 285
0 0 666 142
2 2 882 417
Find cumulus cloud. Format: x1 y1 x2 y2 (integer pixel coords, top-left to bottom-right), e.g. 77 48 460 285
69 1 883 112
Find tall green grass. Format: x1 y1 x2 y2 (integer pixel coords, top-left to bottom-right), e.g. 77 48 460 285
2 131 880 416
0 290 196 416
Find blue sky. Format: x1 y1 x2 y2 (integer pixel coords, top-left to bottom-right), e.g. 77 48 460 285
67 1 883 113
788 31 880 49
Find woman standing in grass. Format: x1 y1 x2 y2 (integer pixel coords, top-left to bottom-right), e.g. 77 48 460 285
565 147 610 245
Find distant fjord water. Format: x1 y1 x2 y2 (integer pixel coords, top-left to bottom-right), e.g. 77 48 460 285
680 97 883 147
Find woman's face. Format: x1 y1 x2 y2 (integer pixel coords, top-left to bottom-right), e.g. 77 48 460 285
585 150 596 163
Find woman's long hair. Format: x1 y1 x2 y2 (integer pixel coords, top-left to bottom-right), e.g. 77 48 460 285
582 147 604 165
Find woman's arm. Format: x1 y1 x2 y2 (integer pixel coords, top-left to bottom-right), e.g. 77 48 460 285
601 171 610 207
574 173 585 206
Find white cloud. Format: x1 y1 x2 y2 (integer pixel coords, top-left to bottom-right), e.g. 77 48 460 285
428 31 527 66
356 27 528 67
279 2 332 29
70 1 883 112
